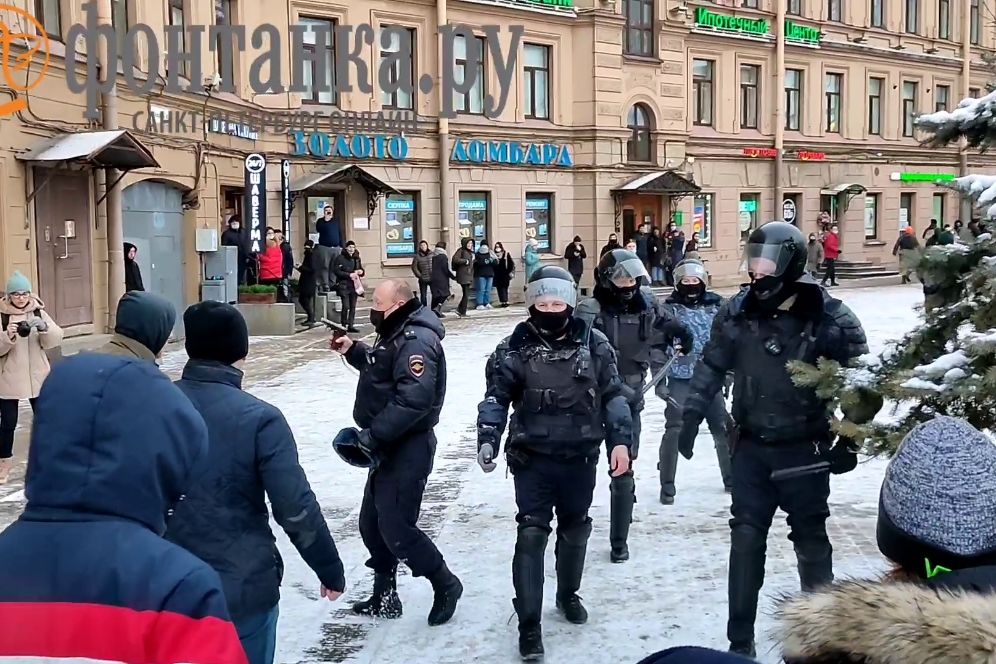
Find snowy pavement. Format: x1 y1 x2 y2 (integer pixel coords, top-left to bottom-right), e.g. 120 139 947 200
0 286 925 663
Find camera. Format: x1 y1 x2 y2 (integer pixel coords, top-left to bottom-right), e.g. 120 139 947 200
16 318 46 338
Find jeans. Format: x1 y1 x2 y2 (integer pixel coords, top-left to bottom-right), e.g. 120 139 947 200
0 398 36 459
651 266 666 283
418 281 430 307
475 276 493 306
235 605 279 664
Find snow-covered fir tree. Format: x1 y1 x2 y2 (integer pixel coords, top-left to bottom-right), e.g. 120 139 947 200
789 93 996 455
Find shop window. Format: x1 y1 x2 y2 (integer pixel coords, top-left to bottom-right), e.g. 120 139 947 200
524 43 551 120
34 0 62 40
623 0 654 57
871 0 885 28
905 0 919 34
868 77 883 135
525 194 553 252
902 81 918 137
785 69 803 131
627 103 654 162
453 35 486 115
384 192 419 258
299 16 337 105
933 193 946 226
691 193 713 248
740 64 760 129
825 73 843 133
900 192 914 230
864 194 880 239
381 26 415 110
935 85 950 112
938 0 950 40
693 59 714 127
458 192 490 245
739 193 759 243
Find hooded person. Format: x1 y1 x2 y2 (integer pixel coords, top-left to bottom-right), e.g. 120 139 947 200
124 242 145 292
777 416 996 664
430 241 457 317
0 354 247 663
95 291 176 363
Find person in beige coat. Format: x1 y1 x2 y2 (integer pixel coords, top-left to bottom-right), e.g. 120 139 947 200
0 271 63 484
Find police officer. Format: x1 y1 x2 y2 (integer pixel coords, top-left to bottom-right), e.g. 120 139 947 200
477 266 633 661
329 279 463 626
575 249 692 563
676 222 868 657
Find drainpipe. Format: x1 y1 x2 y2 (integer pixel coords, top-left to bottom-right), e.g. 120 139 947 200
98 0 123 331
959 3 972 222
437 0 451 245
773 0 786 217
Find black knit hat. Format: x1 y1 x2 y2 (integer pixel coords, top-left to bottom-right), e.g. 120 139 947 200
183 301 249 365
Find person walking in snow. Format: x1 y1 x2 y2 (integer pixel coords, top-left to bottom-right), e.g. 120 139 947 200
333 241 364 333
451 237 475 317
95 291 175 363
430 241 456 317
564 235 587 286
0 271 62 485
473 241 497 309
411 240 434 307
806 232 825 278
892 227 920 284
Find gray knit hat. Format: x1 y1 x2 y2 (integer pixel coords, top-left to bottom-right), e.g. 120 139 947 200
878 416 996 572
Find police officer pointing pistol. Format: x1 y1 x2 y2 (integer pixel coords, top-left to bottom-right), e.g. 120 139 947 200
575 249 692 563
675 223 868 657
477 266 633 661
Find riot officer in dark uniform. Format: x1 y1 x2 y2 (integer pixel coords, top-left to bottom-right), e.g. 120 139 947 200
676 222 868 657
575 249 692 563
477 266 633 661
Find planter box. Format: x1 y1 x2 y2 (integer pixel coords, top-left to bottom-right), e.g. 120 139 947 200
238 292 276 304
235 303 296 336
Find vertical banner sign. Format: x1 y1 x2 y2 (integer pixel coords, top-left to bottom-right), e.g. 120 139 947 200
280 160 291 236
244 154 267 253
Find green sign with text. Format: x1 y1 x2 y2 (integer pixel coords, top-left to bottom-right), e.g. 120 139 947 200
518 0 572 6
694 8 822 44
899 173 956 182
785 20 821 44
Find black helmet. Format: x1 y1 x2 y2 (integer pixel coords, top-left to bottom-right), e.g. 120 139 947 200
597 249 649 301
332 427 379 468
745 221 807 302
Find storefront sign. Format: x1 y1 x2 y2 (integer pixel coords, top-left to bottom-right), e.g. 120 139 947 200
515 0 572 6
798 151 826 161
384 196 417 257
451 140 574 167
244 154 267 253
743 147 777 158
782 198 797 223
695 8 769 36
890 172 956 182
290 131 409 160
280 160 291 236
785 21 822 45
210 118 259 141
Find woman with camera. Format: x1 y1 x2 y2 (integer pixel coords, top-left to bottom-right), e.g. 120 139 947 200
0 271 63 484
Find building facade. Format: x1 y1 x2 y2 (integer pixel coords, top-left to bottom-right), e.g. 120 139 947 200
2 0 994 338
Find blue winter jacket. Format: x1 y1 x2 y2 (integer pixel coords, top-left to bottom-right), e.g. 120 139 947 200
0 354 246 664
166 360 345 621
662 291 724 380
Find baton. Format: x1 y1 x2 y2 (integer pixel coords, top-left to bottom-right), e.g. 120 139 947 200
770 461 831 482
643 351 681 395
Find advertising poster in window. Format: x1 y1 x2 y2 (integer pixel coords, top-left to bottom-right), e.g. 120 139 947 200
384 194 416 258
458 193 489 243
866 196 878 237
692 194 712 247
525 195 551 251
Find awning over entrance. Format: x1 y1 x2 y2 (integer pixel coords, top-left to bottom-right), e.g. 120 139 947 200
290 165 400 217
820 182 866 196
611 171 701 195
16 130 159 170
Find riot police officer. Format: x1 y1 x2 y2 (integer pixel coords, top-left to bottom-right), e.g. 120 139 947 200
676 222 868 657
575 249 692 563
477 266 633 661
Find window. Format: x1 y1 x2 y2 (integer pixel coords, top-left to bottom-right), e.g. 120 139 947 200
785 69 803 131
453 35 486 115
788 0 801 15
739 193 759 242
933 193 946 225
900 192 915 230
627 104 654 162
215 0 238 81
971 87 981 98
971 0 981 45
691 193 713 248
623 0 654 57
864 194 880 239
870 0 885 28
299 17 336 105
740 64 760 129
905 0 918 34
827 0 842 21
525 194 553 252
34 0 61 39
938 0 950 39
381 27 415 110
935 85 950 112
693 59 714 126
743 0 758 7
902 81 918 137
458 192 490 245
825 73 843 133
524 44 551 120
112 0 128 58
167 0 187 77
384 193 419 258
868 77 883 135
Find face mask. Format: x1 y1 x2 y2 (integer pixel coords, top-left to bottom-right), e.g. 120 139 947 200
369 308 386 331
750 276 792 310
677 282 704 302
529 306 572 335
614 284 639 301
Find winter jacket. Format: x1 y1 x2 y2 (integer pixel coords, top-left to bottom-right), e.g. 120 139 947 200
685 237 699 256
634 231 650 262
493 253 515 288
95 334 158 362
221 227 248 258
0 354 246 664
778 568 996 663
296 247 317 297
668 232 686 266
166 360 345 620
564 242 587 277
333 250 364 296
280 241 294 280
661 291 724 380
474 251 497 279
430 249 456 299
600 241 620 258
806 240 825 272
411 248 433 283
124 242 144 292
0 295 62 400
524 245 541 281
93 290 175 363
822 232 841 260
451 244 475 285
648 236 665 268
922 224 938 240
638 647 755 664
258 244 283 281
316 218 342 248
958 225 975 243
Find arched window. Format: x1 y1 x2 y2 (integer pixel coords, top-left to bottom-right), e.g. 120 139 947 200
627 104 654 162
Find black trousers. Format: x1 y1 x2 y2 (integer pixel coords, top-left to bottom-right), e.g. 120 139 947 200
822 258 837 285
299 291 315 323
457 284 471 315
339 292 358 327
430 294 447 313
727 435 832 645
0 398 37 459
660 378 732 497
418 281 430 307
512 452 598 532
358 431 444 578
496 283 509 305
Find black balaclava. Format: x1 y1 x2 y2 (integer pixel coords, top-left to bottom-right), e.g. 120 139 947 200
529 305 573 336
675 280 705 304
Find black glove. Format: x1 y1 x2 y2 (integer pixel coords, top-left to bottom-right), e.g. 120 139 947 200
677 422 698 460
828 436 859 474
356 429 379 456
676 328 694 354
478 425 499 451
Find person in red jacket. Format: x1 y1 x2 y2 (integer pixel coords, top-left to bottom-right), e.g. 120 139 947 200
820 225 841 287
258 228 284 285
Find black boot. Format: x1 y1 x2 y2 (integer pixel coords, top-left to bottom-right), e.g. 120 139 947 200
795 539 833 592
427 562 463 626
609 474 635 562
727 525 767 651
729 641 756 658
658 432 679 505
555 520 591 624
352 568 403 618
513 526 548 660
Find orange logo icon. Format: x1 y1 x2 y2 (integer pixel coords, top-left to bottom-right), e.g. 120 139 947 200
0 5 50 117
